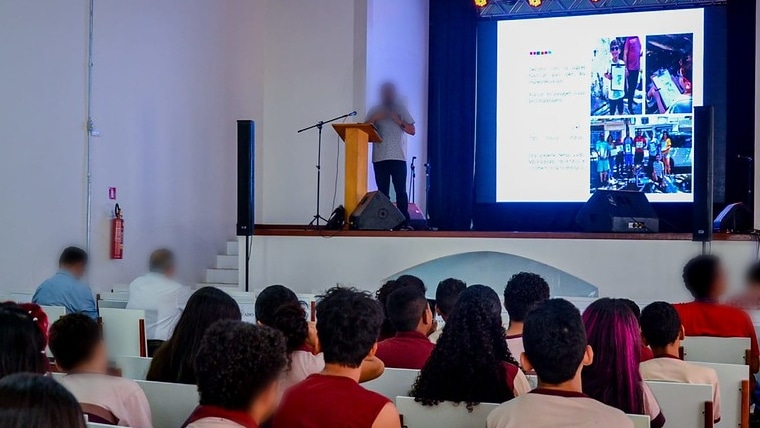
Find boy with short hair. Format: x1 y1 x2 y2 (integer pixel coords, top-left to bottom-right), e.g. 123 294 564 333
639 302 721 423
273 287 401 428
503 272 550 359
376 287 435 369
487 299 632 428
50 314 152 428
429 278 466 343
675 255 759 373
184 320 288 427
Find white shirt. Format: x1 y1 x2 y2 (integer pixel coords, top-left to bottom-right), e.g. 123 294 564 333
187 418 246 428
58 373 153 428
284 350 325 389
640 356 721 421
127 272 191 341
506 335 524 361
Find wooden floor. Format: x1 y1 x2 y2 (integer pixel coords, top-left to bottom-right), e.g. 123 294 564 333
254 224 756 241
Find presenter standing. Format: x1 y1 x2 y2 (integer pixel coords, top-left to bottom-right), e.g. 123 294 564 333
365 83 416 229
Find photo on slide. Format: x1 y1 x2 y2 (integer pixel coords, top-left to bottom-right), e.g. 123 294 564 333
645 33 693 115
589 115 692 195
590 36 644 117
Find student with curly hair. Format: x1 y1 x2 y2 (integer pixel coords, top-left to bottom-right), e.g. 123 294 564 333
503 272 550 360
487 299 633 428
274 287 400 428
0 302 48 379
0 373 86 428
255 285 383 387
412 285 530 410
582 298 665 428
50 314 152 427
147 287 241 384
183 320 288 428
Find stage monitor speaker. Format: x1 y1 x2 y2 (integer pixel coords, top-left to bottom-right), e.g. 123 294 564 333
693 106 714 242
713 202 753 233
237 120 255 236
350 191 405 230
576 190 659 233
406 203 427 230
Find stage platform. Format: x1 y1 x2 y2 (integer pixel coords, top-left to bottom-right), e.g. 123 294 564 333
254 224 755 241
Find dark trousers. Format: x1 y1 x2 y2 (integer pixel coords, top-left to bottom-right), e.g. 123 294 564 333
373 160 410 222
609 98 624 115
626 69 639 113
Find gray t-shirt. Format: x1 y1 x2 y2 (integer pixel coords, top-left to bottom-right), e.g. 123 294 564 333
365 103 415 163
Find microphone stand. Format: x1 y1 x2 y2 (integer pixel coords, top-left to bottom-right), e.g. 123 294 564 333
409 157 417 204
298 111 357 228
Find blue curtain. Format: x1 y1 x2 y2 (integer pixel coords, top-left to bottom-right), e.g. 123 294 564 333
427 0 479 231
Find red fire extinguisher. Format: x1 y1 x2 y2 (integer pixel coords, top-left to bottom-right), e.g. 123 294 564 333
111 203 124 259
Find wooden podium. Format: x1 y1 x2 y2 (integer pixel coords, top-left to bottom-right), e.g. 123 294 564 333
333 123 382 218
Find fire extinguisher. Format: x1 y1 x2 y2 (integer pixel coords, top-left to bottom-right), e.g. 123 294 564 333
111 203 124 259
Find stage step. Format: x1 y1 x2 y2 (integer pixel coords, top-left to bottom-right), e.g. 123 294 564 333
226 241 238 256
206 268 238 284
216 254 238 269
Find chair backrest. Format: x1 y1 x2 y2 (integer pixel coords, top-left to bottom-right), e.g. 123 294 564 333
98 299 129 310
363 368 420 401
8 291 33 303
100 308 147 357
40 305 66 357
226 291 257 323
87 423 124 428
691 361 751 428
645 380 713 428
135 380 197 428
395 396 499 428
113 355 153 381
682 337 751 365
626 414 650 428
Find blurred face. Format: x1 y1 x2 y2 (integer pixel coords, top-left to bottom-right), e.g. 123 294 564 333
250 381 282 424
381 84 396 106
90 340 109 373
67 262 87 280
713 265 728 297
164 264 176 279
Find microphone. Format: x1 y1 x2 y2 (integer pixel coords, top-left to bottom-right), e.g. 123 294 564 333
348 111 357 117
738 155 754 162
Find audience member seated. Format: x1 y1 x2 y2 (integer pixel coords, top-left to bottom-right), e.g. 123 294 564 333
376 287 435 369
429 278 466 343
32 246 97 319
0 372 86 428
487 299 633 428
620 298 654 362
183 320 288 428
582 298 665 428
375 275 427 341
503 272 550 360
675 255 760 373
255 285 383 387
49 313 153 427
639 301 721 423
273 287 401 428
127 248 192 357
411 285 530 410
147 287 241 384
728 261 760 309
0 302 48 378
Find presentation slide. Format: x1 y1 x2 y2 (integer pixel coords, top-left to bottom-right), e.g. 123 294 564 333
495 9 704 203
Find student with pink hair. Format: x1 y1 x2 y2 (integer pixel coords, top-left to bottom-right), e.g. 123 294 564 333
582 298 665 428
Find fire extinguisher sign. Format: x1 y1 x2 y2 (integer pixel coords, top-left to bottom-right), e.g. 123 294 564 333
111 203 124 259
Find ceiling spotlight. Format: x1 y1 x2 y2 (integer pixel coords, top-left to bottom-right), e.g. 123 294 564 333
474 0 488 6
528 0 542 7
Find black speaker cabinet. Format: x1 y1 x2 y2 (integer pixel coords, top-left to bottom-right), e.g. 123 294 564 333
693 106 714 242
237 120 255 236
576 190 659 233
350 192 405 230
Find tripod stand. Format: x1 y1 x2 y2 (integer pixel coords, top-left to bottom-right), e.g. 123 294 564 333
298 111 357 228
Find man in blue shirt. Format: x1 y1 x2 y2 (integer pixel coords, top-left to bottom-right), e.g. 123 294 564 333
33 246 97 320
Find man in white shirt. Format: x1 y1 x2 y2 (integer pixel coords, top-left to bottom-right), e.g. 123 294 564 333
127 248 191 355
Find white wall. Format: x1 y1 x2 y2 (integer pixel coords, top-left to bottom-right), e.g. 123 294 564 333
365 0 430 214
247 235 757 304
0 0 88 291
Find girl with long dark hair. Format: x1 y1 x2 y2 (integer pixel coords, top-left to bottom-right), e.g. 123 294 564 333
0 302 48 378
0 373 85 428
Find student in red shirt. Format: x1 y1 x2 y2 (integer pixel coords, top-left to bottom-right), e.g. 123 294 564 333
376 287 435 369
274 287 400 428
674 255 760 373
411 285 530 410
183 320 288 428
375 275 427 341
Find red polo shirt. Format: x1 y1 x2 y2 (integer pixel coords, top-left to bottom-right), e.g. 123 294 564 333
375 331 434 370
674 301 759 362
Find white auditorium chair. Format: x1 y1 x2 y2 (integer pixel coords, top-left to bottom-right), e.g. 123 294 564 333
99 308 148 357
113 355 152 381
682 337 751 366
395 396 499 428
363 368 420 401
97 299 128 309
135 380 197 428
692 362 751 428
88 423 127 428
226 290 257 323
7 291 33 303
626 414 650 428
645 380 714 428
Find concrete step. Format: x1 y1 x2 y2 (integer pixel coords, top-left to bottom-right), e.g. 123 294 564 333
216 254 238 269
226 241 238 256
206 268 238 284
